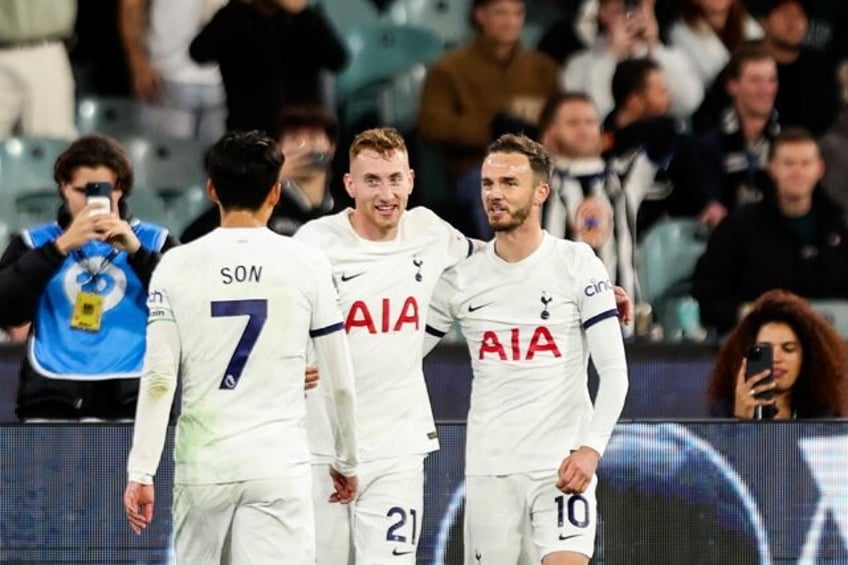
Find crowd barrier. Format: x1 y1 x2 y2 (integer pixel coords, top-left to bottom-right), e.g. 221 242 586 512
2 422 846 564
8 342 845 563
0 342 719 422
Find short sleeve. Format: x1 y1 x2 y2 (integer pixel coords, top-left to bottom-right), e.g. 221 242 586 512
574 244 618 330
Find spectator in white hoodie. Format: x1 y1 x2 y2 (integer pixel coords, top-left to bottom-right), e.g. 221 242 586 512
669 0 763 90
562 0 703 121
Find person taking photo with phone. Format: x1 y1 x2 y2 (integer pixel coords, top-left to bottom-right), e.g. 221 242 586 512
0 134 178 421
707 289 848 420
180 105 338 242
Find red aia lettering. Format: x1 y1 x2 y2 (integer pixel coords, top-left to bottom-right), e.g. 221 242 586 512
345 297 420 333
478 327 562 360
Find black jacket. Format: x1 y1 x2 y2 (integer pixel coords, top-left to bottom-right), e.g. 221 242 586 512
693 189 848 334
0 205 178 420
190 2 347 132
697 107 781 210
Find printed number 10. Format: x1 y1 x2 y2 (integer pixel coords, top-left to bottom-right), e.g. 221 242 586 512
556 494 589 528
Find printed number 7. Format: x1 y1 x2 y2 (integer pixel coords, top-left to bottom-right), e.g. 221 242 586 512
211 299 268 390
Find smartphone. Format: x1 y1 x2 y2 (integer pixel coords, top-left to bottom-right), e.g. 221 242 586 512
745 343 774 401
85 182 112 216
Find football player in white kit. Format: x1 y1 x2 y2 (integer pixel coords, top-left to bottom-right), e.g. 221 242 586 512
425 134 629 564
294 127 475 564
123 131 359 564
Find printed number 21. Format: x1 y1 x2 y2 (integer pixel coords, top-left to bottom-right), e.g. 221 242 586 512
210 299 268 390
386 507 418 544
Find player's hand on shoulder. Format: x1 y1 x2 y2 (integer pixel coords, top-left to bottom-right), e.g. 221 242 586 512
304 365 319 391
328 466 358 504
613 286 632 325
556 446 600 494
123 480 155 535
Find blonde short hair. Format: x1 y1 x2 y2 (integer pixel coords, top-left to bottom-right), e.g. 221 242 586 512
349 127 408 162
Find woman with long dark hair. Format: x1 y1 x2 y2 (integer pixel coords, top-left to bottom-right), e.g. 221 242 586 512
708 289 848 419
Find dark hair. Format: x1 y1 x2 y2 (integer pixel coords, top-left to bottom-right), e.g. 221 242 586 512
768 126 818 160
708 290 848 417
611 58 661 110
487 133 551 183
205 131 283 211
349 127 408 163
682 0 749 51
725 42 773 81
538 92 595 135
756 0 809 19
469 0 525 31
272 104 339 145
54 134 134 197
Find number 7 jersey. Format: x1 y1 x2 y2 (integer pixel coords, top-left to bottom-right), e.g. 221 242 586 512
142 228 349 484
295 208 473 462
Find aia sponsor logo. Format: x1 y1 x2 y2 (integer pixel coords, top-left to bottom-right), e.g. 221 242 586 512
478 327 562 360
345 297 419 333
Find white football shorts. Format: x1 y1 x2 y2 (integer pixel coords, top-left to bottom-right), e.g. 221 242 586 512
172 465 314 565
464 471 597 564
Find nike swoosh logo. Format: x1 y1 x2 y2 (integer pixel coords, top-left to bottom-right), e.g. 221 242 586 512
468 302 492 312
559 533 580 541
392 548 414 556
340 272 364 282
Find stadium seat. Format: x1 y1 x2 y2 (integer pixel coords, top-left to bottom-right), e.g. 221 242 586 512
0 137 68 231
76 97 144 137
127 184 209 236
376 63 429 132
126 186 169 228
120 135 207 200
321 0 381 36
388 0 472 49
335 24 445 127
13 192 61 228
164 185 210 235
0 218 10 251
637 219 709 338
638 219 709 305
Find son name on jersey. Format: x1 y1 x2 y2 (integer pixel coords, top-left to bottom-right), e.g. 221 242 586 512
220 265 263 285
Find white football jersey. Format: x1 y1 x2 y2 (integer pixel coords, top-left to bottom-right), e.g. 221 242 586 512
428 234 624 475
295 207 472 461
147 228 347 484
